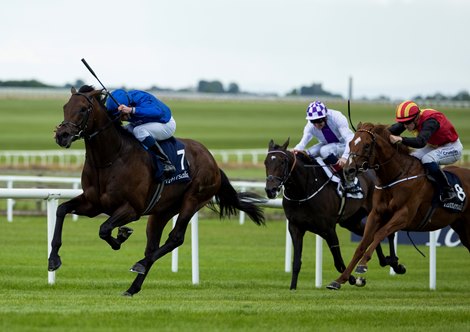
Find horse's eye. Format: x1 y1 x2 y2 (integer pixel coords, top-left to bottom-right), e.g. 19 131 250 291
80 107 88 113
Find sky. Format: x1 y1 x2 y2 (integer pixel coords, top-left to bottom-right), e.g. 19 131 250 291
1 0 469 100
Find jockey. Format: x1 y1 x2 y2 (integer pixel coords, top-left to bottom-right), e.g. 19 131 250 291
106 89 176 176
389 100 462 202
293 100 362 197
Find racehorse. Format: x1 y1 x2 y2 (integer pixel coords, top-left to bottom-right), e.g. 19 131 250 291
264 138 404 290
50 85 265 296
327 122 470 290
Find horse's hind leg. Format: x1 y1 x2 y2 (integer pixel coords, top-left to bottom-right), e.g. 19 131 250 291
323 228 346 273
124 214 168 296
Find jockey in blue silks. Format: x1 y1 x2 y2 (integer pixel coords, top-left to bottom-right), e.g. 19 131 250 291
106 89 176 176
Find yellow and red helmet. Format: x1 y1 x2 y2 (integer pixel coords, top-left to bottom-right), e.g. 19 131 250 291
395 101 420 123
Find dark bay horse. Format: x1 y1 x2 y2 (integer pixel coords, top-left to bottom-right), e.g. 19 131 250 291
327 122 470 290
264 139 403 290
50 85 265 296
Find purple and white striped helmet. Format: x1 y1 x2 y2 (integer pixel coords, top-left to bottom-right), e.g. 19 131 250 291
305 101 328 120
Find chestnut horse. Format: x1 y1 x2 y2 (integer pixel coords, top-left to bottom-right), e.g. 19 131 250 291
264 139 404 290
327 122 470 290
50 85 265 296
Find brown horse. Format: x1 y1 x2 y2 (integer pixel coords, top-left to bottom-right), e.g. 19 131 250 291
50 85 265 296
264 139 404 290
327 122 470 290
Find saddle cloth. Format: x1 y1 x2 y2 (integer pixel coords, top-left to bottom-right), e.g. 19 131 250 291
148 137 191 184
438 171 466 212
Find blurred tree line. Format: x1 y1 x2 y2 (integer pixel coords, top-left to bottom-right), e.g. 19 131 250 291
1 79 470 101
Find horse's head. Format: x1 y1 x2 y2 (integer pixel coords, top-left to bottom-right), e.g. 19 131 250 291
264 138 293 199
344 122 379 181
54 86 104 148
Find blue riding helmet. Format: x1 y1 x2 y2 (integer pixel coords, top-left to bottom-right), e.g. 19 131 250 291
106 89 131 112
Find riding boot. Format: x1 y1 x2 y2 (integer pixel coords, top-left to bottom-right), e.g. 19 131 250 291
324 154 362 197
150 143 176 175
142 136 176 176
423 162 456 202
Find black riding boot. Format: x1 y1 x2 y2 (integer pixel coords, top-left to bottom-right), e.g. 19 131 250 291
324 154 362 197
423 162 456 202
147 142 176 176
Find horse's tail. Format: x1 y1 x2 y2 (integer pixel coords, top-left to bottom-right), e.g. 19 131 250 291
212 169 266 225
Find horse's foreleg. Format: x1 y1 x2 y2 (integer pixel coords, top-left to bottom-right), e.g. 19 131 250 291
288 222 305 290
48 195 98 271
326 212 381 290
98 205 139 250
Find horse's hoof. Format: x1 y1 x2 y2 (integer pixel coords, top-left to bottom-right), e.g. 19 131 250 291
48 256 62 271
117 226 134 241
394 264 407 275
129 262 146 274
355 265 368 274
121 291 133 297
348 275 356 285
326 281 341 290
355 277 366 287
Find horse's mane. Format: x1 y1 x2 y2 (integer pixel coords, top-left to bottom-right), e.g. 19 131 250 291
77 85 136 140
78 85 95 93
360 122 411 156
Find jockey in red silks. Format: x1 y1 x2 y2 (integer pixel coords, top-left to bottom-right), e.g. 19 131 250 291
389 100 462 202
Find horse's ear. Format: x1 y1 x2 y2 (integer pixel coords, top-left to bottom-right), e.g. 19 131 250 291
357 122 363 129
71 87 77 94
268 139 275 149
281 137 290 150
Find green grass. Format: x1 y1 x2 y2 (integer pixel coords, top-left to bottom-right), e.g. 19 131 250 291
1 215 469 331
1 97 470 151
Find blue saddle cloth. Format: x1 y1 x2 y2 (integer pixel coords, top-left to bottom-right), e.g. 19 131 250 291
434 171 466 212
147 137 191 184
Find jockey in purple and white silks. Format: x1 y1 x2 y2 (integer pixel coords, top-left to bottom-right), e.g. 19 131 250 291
294 100 362 197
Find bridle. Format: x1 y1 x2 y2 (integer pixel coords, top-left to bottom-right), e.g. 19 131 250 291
266 150 332 202
57 92 120 141
349 128 398 172
265 150 297 190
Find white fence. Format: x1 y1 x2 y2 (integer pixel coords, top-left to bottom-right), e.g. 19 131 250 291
0 177 437 290
2 149 470 169
0 149 268 169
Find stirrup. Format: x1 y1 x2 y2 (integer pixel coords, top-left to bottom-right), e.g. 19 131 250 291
162 162 176 174
440 189 456 203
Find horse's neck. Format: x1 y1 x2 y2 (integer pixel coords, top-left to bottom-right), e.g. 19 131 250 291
285 159 328 191
84 119 125 167
375 143 415 183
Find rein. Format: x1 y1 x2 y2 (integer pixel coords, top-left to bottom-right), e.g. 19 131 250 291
354 128 427 189
352 129 398 171
266 150 331 203
374 174 426 189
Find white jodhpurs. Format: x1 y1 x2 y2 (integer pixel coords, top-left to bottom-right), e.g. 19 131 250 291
307 142 346 159
411 139 463 165
125 117 176 142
